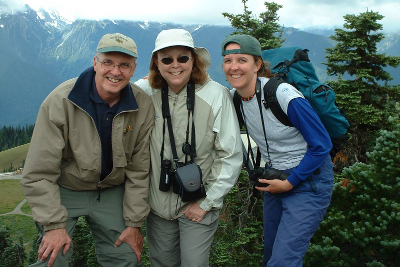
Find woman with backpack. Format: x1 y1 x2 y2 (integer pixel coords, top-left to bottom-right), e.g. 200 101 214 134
221 34 334 267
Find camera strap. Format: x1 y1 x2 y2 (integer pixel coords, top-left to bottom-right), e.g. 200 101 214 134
161 81 197 166
241 79 273 169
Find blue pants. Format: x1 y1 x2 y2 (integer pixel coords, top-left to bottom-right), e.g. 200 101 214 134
262 156 334 267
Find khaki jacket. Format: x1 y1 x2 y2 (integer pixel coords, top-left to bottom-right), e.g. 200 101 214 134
21 67 154 231
135 77 242 221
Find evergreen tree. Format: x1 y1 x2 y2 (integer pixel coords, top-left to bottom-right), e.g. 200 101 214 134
324 10 400 163
222 0 285 50
0 124 34 152
69 217 100 267
27 234 39 265
0 226 26 267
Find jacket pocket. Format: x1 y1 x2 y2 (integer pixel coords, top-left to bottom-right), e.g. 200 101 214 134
61 159 98 183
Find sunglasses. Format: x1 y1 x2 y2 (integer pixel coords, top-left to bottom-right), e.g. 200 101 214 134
160 56 191 65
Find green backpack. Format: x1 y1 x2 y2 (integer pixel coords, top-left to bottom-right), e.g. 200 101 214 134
233 47 350 157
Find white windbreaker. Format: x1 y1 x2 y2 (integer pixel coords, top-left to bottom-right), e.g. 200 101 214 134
135 77 242 220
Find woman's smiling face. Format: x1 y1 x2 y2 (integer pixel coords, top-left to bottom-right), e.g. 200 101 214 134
223 43 261 97
155 46 194 93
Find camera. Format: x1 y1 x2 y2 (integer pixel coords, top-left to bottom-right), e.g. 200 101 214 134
250 167 289 187
249 167 264 183
159 159 172 192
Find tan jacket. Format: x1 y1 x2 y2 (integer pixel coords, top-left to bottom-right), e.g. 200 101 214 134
21 68 154 231
135 77 242 220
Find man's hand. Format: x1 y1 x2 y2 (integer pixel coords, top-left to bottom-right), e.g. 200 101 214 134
38 228 71 267
114 227 144 263
255 179 294 194
183 202 208 223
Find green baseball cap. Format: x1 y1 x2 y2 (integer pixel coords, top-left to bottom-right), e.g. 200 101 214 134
97 33 138 58
221 34 261 57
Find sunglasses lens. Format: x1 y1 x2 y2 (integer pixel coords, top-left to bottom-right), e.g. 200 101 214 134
161 58 174 65
160 56 190 65
177 56 190 63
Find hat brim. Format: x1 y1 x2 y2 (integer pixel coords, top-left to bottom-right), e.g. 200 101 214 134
97 47 138 58
194 47 211 71
153 44 211 71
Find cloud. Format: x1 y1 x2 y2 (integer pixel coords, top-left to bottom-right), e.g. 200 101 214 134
274 0 399 32
0 0 27 15
2 0 399 33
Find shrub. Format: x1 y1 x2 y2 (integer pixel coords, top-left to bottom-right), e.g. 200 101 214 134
305 104 400 266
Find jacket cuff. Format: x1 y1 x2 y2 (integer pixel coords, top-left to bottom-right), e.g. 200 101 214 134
125 221 143 228
43 222 66 231
287 173 302 188
199 198 213 211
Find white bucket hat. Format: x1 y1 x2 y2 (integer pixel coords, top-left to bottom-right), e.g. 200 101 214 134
153 29 211 71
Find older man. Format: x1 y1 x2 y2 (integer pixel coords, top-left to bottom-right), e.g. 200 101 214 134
21 33 154 267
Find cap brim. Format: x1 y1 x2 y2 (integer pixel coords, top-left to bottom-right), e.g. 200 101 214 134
97 47 138 58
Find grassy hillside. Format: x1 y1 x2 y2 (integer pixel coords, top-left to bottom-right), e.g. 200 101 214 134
0 179 26 213
0 143 30 172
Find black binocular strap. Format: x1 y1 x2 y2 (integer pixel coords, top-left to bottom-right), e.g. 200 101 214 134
161 82 197 165
161 86 179 163
186 82 197 162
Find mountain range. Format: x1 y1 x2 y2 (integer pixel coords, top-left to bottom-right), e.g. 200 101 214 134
0 4 399 127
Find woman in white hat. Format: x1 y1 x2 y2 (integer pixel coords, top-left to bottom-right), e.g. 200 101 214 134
135 29 242 267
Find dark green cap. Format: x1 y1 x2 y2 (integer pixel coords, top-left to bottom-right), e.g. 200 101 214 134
221 34 261 57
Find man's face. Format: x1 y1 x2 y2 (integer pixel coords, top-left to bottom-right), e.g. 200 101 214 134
93 52 136 101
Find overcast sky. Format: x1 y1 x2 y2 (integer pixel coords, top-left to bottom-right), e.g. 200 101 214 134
3 0 400 33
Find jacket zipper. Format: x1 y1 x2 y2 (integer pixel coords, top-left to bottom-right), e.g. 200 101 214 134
96 109 136 201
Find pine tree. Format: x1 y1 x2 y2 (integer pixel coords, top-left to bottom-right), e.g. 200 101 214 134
324 10 400 163
222 0 285 50
0 226 26 267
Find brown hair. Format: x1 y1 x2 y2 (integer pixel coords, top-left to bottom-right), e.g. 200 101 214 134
254 56 273 78
148 48 208 89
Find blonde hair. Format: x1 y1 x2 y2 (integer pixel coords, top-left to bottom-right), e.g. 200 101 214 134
148 48 208 89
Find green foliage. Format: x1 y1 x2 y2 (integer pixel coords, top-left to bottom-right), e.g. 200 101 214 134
210 170 264 266
0 226 26 267
222 0 285 50
69 217 100 267
325 10 400 163
305 104 400 266
304 237 343 267
0 215 37 245
27 233 39 265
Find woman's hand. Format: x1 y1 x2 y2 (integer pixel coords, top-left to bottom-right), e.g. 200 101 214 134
255 179 294 194
183 202 208 223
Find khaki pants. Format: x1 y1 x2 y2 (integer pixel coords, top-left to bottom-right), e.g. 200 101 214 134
146 209 220 267
30 185 144 267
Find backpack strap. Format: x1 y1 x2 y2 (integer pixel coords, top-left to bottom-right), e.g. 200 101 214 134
233 91 244 127
262 76 293 127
